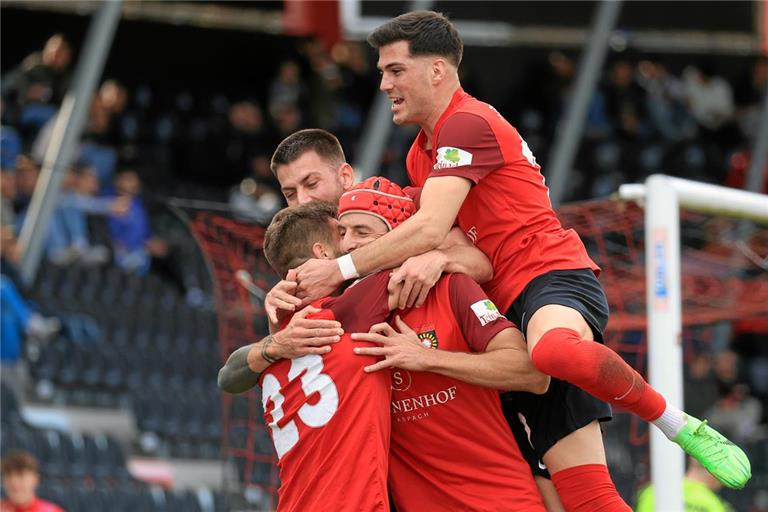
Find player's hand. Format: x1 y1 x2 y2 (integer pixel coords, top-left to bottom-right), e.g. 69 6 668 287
351 316 431 373
388 250 447 309
271 306 344 359
265 270 302 326
293 258 345 302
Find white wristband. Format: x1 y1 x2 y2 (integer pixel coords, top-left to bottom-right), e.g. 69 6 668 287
337 254 360 280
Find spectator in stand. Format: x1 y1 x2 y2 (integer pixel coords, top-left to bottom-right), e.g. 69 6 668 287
14 165 121 266
268 60 307 118
637 59 696 143
224 100 273 181
229 155 283 225
683 62 739 150
603 59 649 141
1 450 63 512
1 274 60 397
1 34 72 144
107 169 189 297
304 38 342 129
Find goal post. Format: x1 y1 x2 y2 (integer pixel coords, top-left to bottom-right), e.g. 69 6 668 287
618 174 768 511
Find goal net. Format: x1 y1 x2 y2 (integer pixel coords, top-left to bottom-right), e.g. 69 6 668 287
186 211 281 510
558 176 768 510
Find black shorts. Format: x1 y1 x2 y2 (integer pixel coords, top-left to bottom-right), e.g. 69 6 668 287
501 269 613 477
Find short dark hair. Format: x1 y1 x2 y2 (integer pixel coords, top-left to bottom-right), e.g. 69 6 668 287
367 10 463 67
1 450 38 475
263 201 338 278
270 129 346 176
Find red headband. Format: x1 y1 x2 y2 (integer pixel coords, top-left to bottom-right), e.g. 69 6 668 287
338 177 416 231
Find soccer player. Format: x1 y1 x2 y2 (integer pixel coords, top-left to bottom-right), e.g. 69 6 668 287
1 450 63 512
339 177 548 511
221 201 393 511
293 10 751 511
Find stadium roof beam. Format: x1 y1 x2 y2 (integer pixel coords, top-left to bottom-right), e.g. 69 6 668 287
3 0 763 54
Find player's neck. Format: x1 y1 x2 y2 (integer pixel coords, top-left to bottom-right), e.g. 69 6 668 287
422 85 461 149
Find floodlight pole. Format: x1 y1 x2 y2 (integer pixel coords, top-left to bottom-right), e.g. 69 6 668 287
18 0 122 286
547 0 622 206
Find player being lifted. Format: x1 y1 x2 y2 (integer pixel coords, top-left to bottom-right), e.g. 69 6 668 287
293 10 751 511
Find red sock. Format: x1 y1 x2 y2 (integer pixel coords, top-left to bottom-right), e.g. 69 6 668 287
551 464 630 512
531 328 666 421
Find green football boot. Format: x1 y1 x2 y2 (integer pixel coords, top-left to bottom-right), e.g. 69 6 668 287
673 416 752 490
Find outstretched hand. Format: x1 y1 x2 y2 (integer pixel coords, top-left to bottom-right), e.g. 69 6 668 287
351 316 432 373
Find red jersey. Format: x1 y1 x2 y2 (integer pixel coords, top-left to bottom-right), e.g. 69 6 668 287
390 273 545 511
260 272 393 512
406 88 599 312
0 499 64 512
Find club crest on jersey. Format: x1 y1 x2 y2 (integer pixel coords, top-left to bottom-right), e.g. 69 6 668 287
417 330 439 349
470 299 501 326
434 146 473 169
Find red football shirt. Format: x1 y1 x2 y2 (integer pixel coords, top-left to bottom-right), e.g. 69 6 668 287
406 88 600 312
260 272 393 512
0 498 64 512
389 273 545 511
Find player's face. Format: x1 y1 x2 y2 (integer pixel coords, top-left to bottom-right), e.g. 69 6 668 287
377 41 435 126
338 213 389 252
275 151 351 206
2 470 38 505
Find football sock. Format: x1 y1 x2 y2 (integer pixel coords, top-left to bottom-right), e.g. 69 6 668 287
550 464 630 511
652 403 686 440
530 328 666 422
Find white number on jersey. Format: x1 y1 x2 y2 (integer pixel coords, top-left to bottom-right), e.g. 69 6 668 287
261 355 340 459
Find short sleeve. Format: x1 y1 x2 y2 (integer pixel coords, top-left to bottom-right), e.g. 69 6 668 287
431 112 505 184
447 273 515 352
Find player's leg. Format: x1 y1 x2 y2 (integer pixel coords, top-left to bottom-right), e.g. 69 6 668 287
542 421 629 512
525 271 751 490
535 476 565 512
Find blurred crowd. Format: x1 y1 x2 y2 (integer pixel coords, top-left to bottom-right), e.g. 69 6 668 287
508 51 768 201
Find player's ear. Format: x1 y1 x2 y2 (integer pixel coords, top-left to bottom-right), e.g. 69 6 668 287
312 241 332 260
338 163 355 191
431 58 449 84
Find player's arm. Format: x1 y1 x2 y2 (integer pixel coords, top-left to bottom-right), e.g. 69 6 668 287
218 306 344 394
388 227 493 309
294 176 471 301
352 316 549 393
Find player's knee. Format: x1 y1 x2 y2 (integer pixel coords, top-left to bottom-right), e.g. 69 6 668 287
530 327 594 378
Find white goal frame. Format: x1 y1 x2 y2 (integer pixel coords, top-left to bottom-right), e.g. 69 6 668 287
618 174 768 511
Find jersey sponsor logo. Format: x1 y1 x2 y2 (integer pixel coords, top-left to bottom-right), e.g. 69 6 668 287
434 146 473 169
391 386 458 416
417 329 439 349
392 369 413 392
470 299 501 326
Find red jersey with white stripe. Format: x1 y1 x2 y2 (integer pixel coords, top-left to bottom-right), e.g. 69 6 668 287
406 88 599 312
259 272 392 512
389 273 545 511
